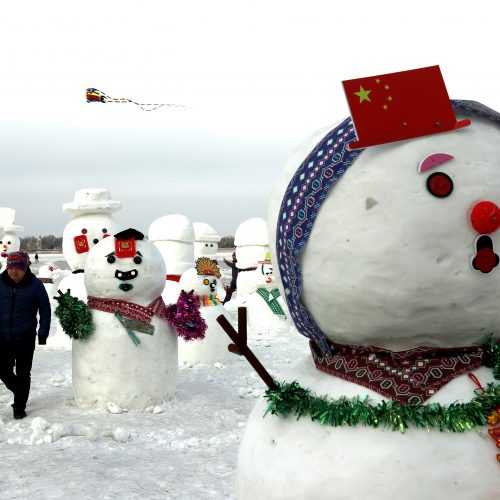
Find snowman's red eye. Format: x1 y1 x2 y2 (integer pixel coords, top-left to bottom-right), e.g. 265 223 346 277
81 228 88 234
426 172 453 198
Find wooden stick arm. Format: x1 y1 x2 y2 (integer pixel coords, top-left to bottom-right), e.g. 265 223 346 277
216 307 277 390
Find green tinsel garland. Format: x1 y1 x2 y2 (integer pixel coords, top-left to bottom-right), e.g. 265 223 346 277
54 292 94 340
264 337 500 432
483 334 500 379
264 381 500 433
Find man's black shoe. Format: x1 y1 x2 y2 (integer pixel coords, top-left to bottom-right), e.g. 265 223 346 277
13 408 26 419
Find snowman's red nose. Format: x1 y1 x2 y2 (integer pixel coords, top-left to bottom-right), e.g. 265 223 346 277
470 201 500 234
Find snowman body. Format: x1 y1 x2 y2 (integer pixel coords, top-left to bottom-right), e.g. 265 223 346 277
148 214 195 305
237 104 500 499
177 265 233 365
245 261 289 330
72 233 177 409
234 217 270 302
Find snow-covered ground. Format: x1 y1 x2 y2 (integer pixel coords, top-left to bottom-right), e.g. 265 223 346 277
0 252 308 499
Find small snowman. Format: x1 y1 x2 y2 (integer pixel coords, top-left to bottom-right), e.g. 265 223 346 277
148 214 195 304
71 228 178 409
177 257 233 365
244 252 289 330
234 217 270 302
38 264 58 303
236 68 500 500
0 207 23 271
193 222 221 259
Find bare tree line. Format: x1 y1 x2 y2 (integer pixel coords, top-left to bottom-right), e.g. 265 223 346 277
19 235 236 252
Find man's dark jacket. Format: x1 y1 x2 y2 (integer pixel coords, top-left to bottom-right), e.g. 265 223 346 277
0 269 51 342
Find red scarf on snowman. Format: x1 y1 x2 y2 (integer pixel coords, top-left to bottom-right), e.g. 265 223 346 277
87 295 169 324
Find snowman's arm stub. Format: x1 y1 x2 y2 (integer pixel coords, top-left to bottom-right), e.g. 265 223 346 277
54 289 94 340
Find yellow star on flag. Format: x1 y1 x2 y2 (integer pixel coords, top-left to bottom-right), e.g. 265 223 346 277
354 85 372 103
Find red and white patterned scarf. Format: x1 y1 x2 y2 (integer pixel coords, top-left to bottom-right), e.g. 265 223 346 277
87 296 169 324
310 340 486 404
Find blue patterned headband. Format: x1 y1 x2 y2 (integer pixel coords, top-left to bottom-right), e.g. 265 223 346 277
275 100 500 356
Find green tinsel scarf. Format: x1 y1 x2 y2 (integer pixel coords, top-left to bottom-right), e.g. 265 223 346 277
54 293 94 340
264 380 500 433
264 337 500 433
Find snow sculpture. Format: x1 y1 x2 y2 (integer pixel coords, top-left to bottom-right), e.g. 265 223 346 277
237 99 500 499
38 264 57 303
177 257 233 364
0 207 23 271
54 188 121 347
73 229 177 409
234 217 270 302
193 222 221 259
148 214 195 304
244 252 289 330
60 188 122 299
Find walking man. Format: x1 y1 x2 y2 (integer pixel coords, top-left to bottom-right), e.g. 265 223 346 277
0 251 51 419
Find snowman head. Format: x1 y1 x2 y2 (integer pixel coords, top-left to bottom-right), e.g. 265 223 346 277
179 257 221 297
256 252 275 290
271 100 500 353
234 218 269 268
0 230 21 256
0 209 22 257
193 222 221 258
62 188 121 272
148 214 195 275
62 215 120 271
84 228 166 304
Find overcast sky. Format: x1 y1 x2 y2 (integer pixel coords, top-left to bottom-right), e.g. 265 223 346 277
1 0 499 238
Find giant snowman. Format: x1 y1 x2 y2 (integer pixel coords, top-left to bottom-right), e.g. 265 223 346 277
148 214 195 305
236 95 500 497
72 229 178 409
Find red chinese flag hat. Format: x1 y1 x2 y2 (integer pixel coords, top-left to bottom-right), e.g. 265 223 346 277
114 228 144 258
342 65 471 150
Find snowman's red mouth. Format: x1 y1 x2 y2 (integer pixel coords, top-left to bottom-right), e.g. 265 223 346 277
472 235 499 274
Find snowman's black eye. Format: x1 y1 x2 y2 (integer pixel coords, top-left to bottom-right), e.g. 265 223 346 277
426 172 453 198
107 255 116 264
93 239 99 244
133 256 142 264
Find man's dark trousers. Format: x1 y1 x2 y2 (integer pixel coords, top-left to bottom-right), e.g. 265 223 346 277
0 337 36 410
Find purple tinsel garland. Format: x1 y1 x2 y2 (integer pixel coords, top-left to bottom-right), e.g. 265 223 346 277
165 290 207 341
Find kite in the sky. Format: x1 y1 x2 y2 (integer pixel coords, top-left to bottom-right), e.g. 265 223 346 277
86 88 185 111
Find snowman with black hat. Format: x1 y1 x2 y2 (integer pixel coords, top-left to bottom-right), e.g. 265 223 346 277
69 228 178 410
